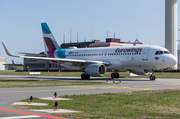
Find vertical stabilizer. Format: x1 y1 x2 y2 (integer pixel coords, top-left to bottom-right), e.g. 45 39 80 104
41 23 59 51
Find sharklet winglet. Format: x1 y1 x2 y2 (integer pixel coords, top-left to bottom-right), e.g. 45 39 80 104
2 42 19 57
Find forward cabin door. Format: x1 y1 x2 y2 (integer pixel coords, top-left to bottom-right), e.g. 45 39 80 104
142 47 150 60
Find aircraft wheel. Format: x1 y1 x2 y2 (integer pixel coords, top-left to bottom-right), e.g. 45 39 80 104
150 76 156 80
81 74 90 80
115 73 119 78
111 73 116 78
86 74 90 79
81 74 86 80
149 76 151 80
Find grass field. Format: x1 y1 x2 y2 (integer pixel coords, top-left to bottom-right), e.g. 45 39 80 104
1 70 180 79
14 89 180 119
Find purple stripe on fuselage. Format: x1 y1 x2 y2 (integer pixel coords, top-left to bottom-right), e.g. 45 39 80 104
44 37 56 51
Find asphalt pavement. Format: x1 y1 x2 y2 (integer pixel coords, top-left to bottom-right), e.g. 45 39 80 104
0 75 180 118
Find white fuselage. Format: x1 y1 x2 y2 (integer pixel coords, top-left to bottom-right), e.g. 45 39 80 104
54 45 177 70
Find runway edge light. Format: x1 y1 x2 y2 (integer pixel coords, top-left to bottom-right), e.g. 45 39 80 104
53 101 59 111
30 96 34 104
54 92 57 99
119 81 121 84
113 81 115 84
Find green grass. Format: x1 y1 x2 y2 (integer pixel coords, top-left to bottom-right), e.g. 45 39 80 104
14 89 180 119
0 79 106 88
1 70 180 79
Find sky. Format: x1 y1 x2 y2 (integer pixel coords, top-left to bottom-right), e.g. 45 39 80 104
0 0 180 64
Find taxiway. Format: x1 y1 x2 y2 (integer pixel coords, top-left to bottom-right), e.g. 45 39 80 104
0 75 180 118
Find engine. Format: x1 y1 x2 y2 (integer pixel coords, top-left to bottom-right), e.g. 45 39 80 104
85 64 106 77
129 69 150 75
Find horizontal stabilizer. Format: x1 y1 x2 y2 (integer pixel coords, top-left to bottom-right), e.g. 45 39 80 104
18 52 48 57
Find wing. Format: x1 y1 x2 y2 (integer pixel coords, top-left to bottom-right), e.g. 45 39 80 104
2 42 111 65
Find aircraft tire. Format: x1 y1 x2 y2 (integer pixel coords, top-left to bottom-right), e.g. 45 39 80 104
150 76 156 80
149 76 152 80
86 74 90 79
115 73 119 78
81 74 86 80
81 74 90 80
111 73 116 78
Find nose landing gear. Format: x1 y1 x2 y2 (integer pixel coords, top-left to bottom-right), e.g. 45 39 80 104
149 70 156 80
111 73 119 78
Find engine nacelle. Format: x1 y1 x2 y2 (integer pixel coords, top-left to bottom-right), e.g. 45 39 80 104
129 69 150 75
85 64 106 77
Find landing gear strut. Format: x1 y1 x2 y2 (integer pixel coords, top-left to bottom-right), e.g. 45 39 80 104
149 70 156 80
81 73 90 80
111 73 119 78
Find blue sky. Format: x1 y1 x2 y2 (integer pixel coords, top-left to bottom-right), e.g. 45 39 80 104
0 0 180 63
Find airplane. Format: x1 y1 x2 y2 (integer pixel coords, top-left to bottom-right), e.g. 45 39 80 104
2 23 177 80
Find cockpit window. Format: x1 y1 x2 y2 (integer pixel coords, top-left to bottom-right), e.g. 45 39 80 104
155 51 159 55
159 51 163 54
164 51 170 54
155 50 170 55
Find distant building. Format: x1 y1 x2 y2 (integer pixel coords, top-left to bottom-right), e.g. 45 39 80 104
24 38 143 71
178 50 180 69
24 58 60 71
61 38 142 48
0 57 5 70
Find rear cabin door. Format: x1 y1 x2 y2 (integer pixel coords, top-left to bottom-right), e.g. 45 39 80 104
142 47 150 60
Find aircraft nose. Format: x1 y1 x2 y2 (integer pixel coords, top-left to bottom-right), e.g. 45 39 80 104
173 55 177 65
169 55 177 66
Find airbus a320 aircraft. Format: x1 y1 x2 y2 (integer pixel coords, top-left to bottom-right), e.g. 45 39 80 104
2 23 177 80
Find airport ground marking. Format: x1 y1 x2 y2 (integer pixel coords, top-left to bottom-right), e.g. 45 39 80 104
1 83 178 93
0 108 66 119
0 115 40 119
133 83 180 88
67 85 153 91
0 86 141 93
0 88 84 93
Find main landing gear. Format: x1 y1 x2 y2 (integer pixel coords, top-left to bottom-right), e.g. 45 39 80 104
111 72 119 78
149 70 156 80
81 73 90 80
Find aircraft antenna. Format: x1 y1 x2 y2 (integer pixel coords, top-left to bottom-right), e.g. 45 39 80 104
92 28 93 41
70 28 72 43
77 32 79 42
63 34 65 43
107 31 108 38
